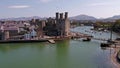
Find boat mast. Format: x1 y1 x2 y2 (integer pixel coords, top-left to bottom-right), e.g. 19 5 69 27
110 22 115 41
110 27 112 41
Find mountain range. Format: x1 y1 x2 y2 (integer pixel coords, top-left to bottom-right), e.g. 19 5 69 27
69 14 96 20
69 15 120 22
0 16 46 21
1 15 120 22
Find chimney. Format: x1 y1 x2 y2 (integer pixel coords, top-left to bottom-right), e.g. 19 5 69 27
65 12 68 19
60 13 63 19
56 12 59 20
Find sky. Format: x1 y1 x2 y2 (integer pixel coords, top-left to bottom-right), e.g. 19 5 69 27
0 0 120 18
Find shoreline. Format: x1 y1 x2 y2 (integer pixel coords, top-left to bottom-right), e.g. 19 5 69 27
111 47 120 68
0 31 93 43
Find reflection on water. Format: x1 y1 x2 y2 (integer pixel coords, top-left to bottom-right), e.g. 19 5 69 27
0 40 71 68
0 43 46 53
0 26 119 68
56 40 69 68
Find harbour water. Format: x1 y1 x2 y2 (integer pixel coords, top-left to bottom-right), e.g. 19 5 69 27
0 26 120 68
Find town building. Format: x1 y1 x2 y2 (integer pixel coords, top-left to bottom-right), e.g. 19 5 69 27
0 21 30 40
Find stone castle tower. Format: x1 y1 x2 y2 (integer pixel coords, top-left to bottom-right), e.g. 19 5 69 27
56 12 70 36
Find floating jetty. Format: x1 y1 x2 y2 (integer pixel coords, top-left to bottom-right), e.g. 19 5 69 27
48 40 55 44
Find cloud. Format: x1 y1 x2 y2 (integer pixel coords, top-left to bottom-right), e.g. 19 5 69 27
40 0 53 3
8 5 30 9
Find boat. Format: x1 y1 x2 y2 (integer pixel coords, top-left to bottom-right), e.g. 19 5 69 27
100 43 111 47
107 39 116 44
116 38 120 41
82 37 91 41
100 27 113 47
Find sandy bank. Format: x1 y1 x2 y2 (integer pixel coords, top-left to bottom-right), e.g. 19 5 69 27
111 48 120 68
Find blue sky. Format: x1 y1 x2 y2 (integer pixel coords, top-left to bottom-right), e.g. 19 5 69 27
0 0 120 18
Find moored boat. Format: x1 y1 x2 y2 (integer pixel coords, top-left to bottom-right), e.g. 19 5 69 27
82 37 91 41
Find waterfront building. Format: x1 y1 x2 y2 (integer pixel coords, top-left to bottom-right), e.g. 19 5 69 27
30 29 37 38
0 26 19 40
36 20 46 38
29 19 45 38
0 31 5 40
24 33 31 40
0 21 30 40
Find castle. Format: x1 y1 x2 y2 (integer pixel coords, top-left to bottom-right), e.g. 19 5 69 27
43 12 70 37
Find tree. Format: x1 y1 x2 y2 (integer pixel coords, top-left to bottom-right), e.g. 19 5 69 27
112 19 120 33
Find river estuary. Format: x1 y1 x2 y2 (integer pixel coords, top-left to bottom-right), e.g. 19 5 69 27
0 26 120 68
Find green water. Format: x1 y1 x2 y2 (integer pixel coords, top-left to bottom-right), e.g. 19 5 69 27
0 26 119 68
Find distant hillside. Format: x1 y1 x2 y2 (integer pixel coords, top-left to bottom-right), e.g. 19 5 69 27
69 15 120 22
97 15 120 22
69 14 97 20
0 16 47 21
1 15 120 22
107 15 120 20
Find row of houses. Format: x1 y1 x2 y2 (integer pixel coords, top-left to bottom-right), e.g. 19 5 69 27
0 20 37 40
